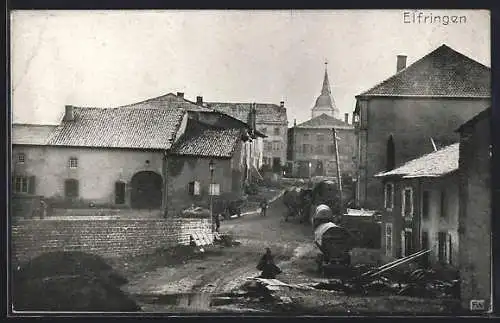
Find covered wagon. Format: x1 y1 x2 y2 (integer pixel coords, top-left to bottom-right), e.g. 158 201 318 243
314 222 358 277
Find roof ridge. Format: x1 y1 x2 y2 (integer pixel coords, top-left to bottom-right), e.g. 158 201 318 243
208 102 281 107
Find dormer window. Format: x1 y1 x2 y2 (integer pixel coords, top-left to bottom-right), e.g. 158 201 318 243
68 157 78 169
17 153 25 164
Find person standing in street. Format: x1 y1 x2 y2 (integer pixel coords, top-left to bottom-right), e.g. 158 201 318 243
260 199 268 217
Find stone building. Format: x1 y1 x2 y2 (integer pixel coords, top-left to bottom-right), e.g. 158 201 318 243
208 101 288 174
287 63 355 185
12 93 263 218
375 144 459 267
457 107 491 312
353 44 491 210
287 114 354 179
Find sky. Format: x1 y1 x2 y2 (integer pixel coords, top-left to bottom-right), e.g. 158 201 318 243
11 10 490 126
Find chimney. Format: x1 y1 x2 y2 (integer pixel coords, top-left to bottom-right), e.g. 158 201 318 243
293 119 297 127
177 92 184 98
344 113 349 124
63 105 74 122
397 55 407 72
196 96 203 105
280 101 285 108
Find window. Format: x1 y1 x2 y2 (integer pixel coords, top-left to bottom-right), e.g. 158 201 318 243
440 190 447 218
386 135 395 171
264 141 272 151
13 176 35 194
384 183 394 210
302 144 307 153
272 141 281 151
64 179 79 198
68 157 78 169
317 134 325 141
303 133 309 140
402 187 413 218
316 145 324 154
385 223 393 256
115 181 126 204
422 190 430 219
274 127 280 136
438 232 452 264
17 153 25 164
329 144 335 154
401 228 413 257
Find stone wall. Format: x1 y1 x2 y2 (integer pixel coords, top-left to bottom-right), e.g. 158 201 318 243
11 217 212 265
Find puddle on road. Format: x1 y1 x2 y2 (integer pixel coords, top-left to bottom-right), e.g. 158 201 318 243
135 292 247 311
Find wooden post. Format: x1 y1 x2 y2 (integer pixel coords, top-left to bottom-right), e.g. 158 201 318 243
332 128 343 212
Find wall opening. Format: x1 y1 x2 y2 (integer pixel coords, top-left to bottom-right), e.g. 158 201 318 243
130 171 162 209
386 134 395 171
64 179 79 198
115 181 126 205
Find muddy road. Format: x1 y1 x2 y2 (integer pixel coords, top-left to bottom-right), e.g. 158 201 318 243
124 195 318 312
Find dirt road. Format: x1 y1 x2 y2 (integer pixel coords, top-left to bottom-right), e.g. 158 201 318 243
123 195 318 311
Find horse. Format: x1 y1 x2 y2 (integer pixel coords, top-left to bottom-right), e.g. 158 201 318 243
283 187 312 223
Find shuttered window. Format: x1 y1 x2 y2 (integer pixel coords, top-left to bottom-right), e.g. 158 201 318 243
385 223 392 256
115 181 126 204
384 183 394 210
64 179 79 198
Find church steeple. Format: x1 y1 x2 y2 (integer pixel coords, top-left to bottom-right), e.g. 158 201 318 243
321 61 331 96
311 61 339 119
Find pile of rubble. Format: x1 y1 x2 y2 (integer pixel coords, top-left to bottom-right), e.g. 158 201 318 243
314 266 459 299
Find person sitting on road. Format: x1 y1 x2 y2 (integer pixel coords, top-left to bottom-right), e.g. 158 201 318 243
260 199 268 217
256 248 282 279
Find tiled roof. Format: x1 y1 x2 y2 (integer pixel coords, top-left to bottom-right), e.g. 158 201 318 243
12 124 57 145
120 93 214 112
295 113 352 129
47 107 184 150
208 102 287 125
170 119 241 158
375 143 459 178
358 44 491 98
120 94 264 136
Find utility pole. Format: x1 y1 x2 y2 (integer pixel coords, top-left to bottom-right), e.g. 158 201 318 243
332 128 343 213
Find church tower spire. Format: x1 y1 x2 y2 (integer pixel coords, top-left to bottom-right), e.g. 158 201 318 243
311 61 339 119
321 61 331 96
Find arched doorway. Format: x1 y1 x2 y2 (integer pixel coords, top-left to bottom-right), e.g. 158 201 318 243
130 171 163 209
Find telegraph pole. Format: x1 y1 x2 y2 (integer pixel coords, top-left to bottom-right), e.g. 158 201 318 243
332 128 343 213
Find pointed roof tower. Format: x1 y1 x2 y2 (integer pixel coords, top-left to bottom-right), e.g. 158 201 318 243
312 61 339 119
